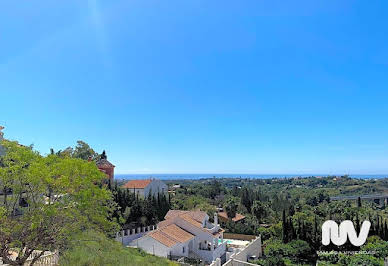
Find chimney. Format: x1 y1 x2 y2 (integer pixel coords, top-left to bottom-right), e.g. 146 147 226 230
214 212 218 226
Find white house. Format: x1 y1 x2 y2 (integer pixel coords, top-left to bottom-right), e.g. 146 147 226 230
122 179 168 198
131 210 227 263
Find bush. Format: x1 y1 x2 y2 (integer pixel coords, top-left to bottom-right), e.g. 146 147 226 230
253 256 285 266
60 230 177 266
338 254 382 266
263 239 314 263
361 236 388 258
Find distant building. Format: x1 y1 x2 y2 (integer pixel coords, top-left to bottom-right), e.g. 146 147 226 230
96 158 115 180
217 212 246 224
131 210 226 263
122 179 168 197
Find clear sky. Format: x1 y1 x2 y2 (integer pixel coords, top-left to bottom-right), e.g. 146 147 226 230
1 1 388 175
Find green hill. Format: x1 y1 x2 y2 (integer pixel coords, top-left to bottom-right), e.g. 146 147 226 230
60 230 178 266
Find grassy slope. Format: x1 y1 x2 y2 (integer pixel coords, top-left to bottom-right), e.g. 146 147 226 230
60 231 177 266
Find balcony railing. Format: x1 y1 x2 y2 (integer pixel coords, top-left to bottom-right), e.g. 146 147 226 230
194 240 227 262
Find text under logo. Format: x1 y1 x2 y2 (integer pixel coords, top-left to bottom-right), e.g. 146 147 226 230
322 220 371 247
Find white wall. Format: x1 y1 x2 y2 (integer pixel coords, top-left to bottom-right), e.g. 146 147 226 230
116 226 157 246
170 241 191 257
135 236 171 257
144 180 168 197
231 236 262 261
133 236 191 258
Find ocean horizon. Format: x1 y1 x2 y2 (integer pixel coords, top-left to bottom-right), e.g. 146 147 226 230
114 173 388 180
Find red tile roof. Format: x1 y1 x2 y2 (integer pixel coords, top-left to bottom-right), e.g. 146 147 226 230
180 213 204 228
96 159 115 168
164 210 207 224
157 218 175 229
218 212 246 222
123 179 152 189
148 224 194 247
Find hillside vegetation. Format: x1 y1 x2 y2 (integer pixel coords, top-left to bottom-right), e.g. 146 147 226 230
60 231 178 266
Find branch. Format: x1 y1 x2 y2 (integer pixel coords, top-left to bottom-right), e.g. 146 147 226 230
29 250 46 266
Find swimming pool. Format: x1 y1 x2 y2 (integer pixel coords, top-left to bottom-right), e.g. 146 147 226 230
218 239 250 246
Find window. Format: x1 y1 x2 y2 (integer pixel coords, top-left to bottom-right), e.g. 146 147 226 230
182 246 185 253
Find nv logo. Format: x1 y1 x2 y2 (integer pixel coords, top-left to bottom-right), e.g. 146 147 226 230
322 220 371 247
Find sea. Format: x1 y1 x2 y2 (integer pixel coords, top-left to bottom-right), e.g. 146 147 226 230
115 174 388 180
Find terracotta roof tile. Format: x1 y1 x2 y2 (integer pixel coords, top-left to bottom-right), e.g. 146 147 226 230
148 231 177 247
180 213 203 228
157 218 175 229
164 210 207 223
164 210 187 220
218 212 246 222
148 224 194 247
123 179 152 189
189 210 207 223
96 159 115 168
161 224 194 243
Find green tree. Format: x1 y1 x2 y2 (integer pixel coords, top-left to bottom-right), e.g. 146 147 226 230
72 140 98 160
0 140 118 266
357 197 362 208
252 200 267 223
224 196 238 219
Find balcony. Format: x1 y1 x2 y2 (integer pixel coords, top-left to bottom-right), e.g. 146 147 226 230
194 240 227 262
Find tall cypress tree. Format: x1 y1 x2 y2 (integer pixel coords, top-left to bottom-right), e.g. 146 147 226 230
384 220 388 241
355 213 360 234
282 209 288 243
313 215 318 246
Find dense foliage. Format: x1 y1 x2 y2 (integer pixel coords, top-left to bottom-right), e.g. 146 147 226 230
60 230 177 266
108 181 171 226
166 176 388 265
0 140 118 265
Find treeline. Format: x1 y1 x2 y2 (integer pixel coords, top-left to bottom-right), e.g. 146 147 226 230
282 209 388 250
108 181 171 226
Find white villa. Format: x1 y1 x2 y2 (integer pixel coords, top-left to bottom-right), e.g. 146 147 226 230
131 210 227 263
122 179 168 197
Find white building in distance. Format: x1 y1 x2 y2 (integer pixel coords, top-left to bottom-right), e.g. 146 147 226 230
122 179 168 198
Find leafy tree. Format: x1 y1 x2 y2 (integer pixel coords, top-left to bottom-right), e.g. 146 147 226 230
338 254 382 266
72 140 99 160
0 140 117 266
224 196 238 219
361 236 388 258
252 200 267 223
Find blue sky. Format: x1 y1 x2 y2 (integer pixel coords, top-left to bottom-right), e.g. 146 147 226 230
1 1 388 174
